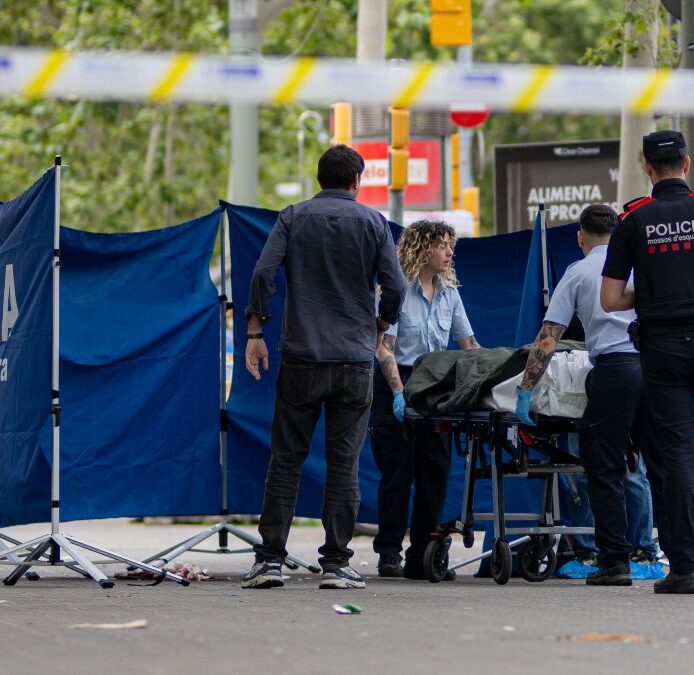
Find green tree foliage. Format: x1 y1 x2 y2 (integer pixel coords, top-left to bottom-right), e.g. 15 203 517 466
581 3 679 68
0 1 229 231
0 0 673 232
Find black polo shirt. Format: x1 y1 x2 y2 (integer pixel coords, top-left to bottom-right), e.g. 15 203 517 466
603 178 694 327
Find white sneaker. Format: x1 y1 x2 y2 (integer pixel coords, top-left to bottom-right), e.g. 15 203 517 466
241 561 284 589
319 566 366 589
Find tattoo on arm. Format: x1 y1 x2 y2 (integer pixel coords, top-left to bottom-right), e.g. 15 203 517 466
378 335 404 392
520 322 567 390
459 336 480 349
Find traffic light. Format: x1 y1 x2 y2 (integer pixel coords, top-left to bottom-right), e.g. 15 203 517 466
389 107 410 191
430 0 472 47
330 102 352 146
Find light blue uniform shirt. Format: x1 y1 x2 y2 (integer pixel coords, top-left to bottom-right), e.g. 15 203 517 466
386 279 474 366
544 245 635 363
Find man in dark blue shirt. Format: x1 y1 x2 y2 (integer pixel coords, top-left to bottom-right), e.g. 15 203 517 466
242 145 407 590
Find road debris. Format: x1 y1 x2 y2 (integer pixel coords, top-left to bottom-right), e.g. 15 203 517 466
165 562 212 582
69 619 148 630
332 603 363 615
568 632 650 643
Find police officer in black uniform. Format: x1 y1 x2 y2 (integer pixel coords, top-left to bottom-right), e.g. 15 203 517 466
601 129 694 593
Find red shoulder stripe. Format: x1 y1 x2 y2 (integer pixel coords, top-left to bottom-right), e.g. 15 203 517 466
690 191 694 197
619 195 655 220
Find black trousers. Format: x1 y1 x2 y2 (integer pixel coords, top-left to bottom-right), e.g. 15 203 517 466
370 366 451 567
577 352 642 567
640 326 694 574
254 359 373 570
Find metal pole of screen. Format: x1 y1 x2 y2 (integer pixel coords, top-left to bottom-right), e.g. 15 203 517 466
137 210 320 574
539 203 550 308
0 156 190 589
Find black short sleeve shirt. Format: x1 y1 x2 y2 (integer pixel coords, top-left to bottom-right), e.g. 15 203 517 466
602 179 694 325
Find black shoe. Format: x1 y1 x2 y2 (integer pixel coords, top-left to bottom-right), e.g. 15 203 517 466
586 563 632 586
241 560 284 589
319 566 366 589
378 557 404 578
443 569 456 582
654 572 694 594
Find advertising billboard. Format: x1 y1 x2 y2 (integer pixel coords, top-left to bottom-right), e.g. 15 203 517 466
494 139 620 233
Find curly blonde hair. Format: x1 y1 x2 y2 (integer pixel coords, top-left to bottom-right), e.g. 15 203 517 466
397 220 459 288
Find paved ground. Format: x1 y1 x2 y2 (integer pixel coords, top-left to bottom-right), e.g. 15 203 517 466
0 519 692 674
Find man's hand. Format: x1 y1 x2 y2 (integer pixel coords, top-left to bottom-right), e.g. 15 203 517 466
514 386 536 427
246 339 269 381
392 390 406 423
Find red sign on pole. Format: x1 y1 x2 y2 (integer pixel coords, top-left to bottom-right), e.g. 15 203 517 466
449 104 490 128
353 139 443 209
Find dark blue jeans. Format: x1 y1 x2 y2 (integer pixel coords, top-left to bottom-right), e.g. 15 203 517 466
577 353 642 567
640 327 694 574
254 359 373 570
565 457 657 559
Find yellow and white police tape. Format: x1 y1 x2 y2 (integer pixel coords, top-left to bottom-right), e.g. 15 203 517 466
1 47 689 114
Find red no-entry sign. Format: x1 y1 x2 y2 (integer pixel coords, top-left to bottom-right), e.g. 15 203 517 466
450 105 490 128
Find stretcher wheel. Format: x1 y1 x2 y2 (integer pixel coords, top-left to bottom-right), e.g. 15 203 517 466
462 526 475 549
423 536 451 583
491 539 512 585
517 538 557 582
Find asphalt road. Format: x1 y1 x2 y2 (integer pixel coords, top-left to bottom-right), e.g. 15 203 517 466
0 519 691 675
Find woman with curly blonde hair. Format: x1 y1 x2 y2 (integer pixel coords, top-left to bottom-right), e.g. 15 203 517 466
371 219 479 580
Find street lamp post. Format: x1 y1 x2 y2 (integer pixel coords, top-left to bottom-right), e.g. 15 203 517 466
297 110 323 200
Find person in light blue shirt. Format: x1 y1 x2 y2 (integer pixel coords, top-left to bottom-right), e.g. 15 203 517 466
515 204 657 586
371 220 479 580
543 249 635 364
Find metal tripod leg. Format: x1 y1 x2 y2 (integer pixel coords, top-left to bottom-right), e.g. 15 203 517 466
448 536 531 572
3 539 51 586
66 536 189 585
0 535 41 580
55 535 114 588
0 534 52 559
139 522 321 573
142 524 228 566
0 532 90 579
221 524 320 573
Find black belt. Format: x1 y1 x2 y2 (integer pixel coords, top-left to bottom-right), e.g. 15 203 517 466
594 352 640 363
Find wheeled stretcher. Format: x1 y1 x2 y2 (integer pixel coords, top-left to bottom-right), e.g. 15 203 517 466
406 409 593 585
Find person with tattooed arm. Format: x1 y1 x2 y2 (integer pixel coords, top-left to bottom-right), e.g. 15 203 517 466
515 204 642 586
370 220 479 580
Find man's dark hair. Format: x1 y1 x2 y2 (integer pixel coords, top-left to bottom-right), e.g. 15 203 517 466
317 145 366 189
647 156 687 176
579 204 618 237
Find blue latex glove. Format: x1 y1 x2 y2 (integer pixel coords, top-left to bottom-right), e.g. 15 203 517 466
393 391 406 422
514 386 536 426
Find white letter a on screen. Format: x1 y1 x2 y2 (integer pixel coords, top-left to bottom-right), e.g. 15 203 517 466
2 264 19 342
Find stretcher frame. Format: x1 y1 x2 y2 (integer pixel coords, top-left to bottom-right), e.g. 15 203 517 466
406 409 593 584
